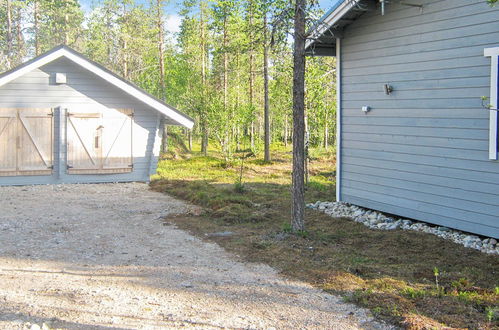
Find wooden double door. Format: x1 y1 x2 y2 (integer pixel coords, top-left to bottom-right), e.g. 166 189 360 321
0 107 133 177
66 108 133 174
0 108 54 176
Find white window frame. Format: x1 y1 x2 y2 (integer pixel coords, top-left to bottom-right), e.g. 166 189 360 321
484 47 499 160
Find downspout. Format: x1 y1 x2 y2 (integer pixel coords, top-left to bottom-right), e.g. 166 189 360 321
380 0 385 16
336 38 342 202
148 112 163 179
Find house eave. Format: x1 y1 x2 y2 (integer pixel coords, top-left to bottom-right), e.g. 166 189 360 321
305 0 375 57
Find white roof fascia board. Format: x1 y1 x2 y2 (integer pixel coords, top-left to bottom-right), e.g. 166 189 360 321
484 47 499 160
0 49 65 87
306 0 360 50
0 47 194 129
61 49 194 129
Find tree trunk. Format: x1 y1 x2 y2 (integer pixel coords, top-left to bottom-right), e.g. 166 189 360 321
250 122 255 149
15 6 24 64
304 113 309 185
263 14 271 162
248 0 255 150
188 130 193 151
236 126 240 151
157 0 166 99
6 0 13 68
161 118 168 154
157 0 168 154
222 15 229 159
121 3 129 79
324 120 329 149
200 1 208 155
123 38 128 78
284 114 288 147
291 0 306 232
223 16 228 116
64 0 69 45
34 0 40 55
106 7 112 62
201 123 208 155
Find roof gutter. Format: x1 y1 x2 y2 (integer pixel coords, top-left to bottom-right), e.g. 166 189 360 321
305 0 361 54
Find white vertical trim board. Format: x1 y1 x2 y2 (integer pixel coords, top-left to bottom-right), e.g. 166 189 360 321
336 38 342 201
484 47 499 161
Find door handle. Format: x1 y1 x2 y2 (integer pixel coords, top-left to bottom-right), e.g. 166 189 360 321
95 136 99 149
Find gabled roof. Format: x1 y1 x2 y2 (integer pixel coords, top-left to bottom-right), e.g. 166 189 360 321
306 0 375 56
0 45 194 129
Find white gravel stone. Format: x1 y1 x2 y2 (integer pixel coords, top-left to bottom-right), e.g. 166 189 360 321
307 201 498 255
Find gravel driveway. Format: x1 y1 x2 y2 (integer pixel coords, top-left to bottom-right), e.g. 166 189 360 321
0 183 387 329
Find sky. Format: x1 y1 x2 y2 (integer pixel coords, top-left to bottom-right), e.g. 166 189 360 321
79 0 337 34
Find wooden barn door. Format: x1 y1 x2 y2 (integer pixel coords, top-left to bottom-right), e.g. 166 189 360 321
18 109 54 175
0 108 53 176
66 109 133 174
66 111 101 173
0 109 18 176
101 109 133 171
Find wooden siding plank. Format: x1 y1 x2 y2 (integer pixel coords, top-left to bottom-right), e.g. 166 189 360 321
342 76 491 93
342 148 499 175
344 6 498 47
343 55 492 77
345 1 497 41
344 23 499 57
343 139 488 162
343 171 499 212
342 155 499 184
343 45 486 71
343 98 487 110
342 117 488 129
343 108 489 119
343 124 488 140
342 87 486 101
342 132 487 151
343 162 499 196
344 31 499 60
342 194 499 238
342 183 498 228
343 66 490 84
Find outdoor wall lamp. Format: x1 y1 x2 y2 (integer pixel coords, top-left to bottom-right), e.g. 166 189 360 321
384 83 393 95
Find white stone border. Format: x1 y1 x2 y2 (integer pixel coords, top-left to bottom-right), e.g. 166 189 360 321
307 201 498 255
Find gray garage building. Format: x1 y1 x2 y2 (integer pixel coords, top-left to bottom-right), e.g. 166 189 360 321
307 0 499 238
0 45 193 186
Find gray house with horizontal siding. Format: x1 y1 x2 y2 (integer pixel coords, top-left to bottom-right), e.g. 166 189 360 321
0 45 193 186
306 0 499 238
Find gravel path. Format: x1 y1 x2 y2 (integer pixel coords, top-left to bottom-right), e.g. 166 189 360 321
0 183 387 329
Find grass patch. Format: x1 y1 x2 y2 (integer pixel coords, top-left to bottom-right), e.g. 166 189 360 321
151 142 499 329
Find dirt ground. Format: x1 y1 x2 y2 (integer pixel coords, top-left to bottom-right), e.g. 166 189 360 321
0 183 388 329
